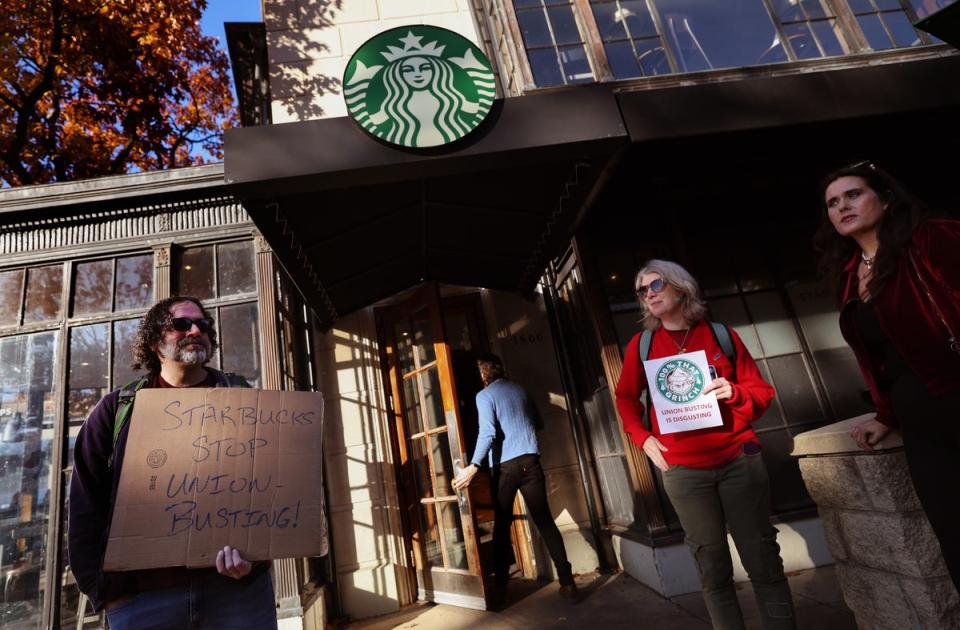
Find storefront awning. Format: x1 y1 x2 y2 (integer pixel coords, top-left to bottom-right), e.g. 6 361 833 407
224 87 627 327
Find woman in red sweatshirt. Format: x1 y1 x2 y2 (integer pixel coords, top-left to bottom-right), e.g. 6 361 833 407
615 259 795 630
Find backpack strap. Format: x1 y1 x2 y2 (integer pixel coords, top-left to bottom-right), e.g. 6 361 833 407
109 370 252 464
637 330 654 430
707 321 737 382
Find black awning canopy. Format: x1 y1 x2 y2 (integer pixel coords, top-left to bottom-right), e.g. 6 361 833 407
225 87 627 327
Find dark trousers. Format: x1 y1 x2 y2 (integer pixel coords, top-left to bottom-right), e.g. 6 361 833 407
895 378 960 591
492 454 573 586
663 453 796 630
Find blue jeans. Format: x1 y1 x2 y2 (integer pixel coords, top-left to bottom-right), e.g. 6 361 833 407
105 569 277 630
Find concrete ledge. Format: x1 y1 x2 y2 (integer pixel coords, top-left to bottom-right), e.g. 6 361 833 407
791 414 903 456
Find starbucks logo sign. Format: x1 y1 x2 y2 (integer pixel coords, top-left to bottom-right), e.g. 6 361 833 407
655 359 706 404
344 26 496 148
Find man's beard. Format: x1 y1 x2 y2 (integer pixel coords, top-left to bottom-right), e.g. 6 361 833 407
159 337 211 367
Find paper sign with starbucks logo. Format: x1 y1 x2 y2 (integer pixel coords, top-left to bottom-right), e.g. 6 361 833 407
343 26 496 148
642 350 723 434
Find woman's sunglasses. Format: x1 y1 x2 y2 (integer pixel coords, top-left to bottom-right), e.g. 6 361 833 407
636 278 667 298
168 317 214 333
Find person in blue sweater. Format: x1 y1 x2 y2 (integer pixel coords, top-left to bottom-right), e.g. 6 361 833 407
452 353 577 603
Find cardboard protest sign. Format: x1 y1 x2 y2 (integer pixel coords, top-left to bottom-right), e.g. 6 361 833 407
103 388 326 571
642 350 723 435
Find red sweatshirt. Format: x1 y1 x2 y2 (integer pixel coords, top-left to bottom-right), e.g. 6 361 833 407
615 319 775 469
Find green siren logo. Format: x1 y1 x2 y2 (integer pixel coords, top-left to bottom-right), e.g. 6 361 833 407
655 359 706 404
344 26 495 148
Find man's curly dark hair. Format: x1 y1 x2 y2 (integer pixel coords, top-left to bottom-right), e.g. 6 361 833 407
131 296 219 373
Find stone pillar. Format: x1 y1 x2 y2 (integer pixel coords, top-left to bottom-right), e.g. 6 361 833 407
793 414 960 629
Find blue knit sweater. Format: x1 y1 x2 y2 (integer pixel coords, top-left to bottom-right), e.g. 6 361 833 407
469 378 543 467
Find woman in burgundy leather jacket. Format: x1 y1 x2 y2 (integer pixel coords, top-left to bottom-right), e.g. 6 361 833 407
815 161 960 589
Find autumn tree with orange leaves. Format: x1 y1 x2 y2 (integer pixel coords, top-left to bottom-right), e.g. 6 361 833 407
0 0 238 186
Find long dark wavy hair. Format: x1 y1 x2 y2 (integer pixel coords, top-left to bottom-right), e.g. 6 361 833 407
131 296 219 373
813 162 927 300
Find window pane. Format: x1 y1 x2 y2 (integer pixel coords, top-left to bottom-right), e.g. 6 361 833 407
68 324 110 461
411 308 437 366
811 19 846 56
848 0 875 12
883 10 922 46
621 0 658 37
113 318 142 389
548 5 581 45
528 48 565 86
771 0 804 21
411 438 433 499
800 0 831 19
419 503 442 567
559 45 594 83
745 293 802 356
766 354 825 425
0 269 23 326
217 241 256 296
518 8 553 48
875 0 902 9
908 0 955 20
395 317 416 375
73 260 113 317
23 265 63 324
0 331 57 628
115 254 153 311
857 13 896 49
785 22 822 59
422 368 446 432
177 246 215 300
606 40 644 78
438 501 469 570
218 303 261 387
430 432 454 496
654 0 781 71
592 1 628 40
402 375 424 436
636 39 670 75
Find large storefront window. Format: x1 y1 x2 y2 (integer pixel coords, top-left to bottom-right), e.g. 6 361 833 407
175 241 262 387
0 332 57 628
512 0 954 86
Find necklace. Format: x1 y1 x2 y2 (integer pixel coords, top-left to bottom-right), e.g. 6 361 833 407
668 327 692 353
861 251 875 269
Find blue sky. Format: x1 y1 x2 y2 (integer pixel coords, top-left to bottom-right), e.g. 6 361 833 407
200 0 262 51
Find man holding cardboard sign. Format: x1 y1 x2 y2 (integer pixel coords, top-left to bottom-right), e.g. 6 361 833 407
69 297 279 629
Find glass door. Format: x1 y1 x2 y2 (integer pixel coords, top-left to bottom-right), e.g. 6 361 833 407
380 283 488 609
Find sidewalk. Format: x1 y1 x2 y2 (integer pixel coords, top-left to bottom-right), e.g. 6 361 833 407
346 566 856 630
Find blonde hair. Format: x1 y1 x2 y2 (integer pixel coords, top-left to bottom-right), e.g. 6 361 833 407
634 259 708 331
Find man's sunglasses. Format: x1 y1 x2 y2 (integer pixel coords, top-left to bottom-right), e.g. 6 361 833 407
636 278 668 298
168 317 214 333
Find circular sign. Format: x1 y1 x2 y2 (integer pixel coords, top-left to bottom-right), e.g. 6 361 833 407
343 26 496 148
655 359 705 404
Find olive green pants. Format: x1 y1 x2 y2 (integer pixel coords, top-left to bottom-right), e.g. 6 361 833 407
663 452 796 630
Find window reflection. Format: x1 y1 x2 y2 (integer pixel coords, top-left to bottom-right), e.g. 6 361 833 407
513 0 595 86
23 266 63 324
112 319 142 389
67 324 109 470
652 0 782 71
218 242 256 296
115 255 153 312
0 270 23 327
219 304 261 387
73 260 113 317
0 331 57 628
177 246 215 299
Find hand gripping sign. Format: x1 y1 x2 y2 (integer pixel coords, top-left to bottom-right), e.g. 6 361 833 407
642 350 723 434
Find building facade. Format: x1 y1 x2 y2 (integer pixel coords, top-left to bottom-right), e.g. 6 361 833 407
2 0 959 628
